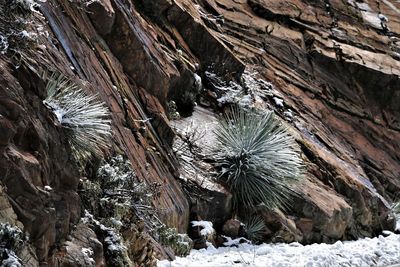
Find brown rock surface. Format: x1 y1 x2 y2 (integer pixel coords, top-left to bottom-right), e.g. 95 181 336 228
0 60 81 264
222 219 242 238
173 107 233 228
0 0 399 265
169 0 399 241
87 0 115 35
54 222 106 267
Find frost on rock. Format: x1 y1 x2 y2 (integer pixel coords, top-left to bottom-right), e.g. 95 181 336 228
1 249 22 267
93 155 158 231
205 69 274 109
81 210 131 267
273 97 284 108
0 224 27 267
158 233 400 267
391 202 400 231
347 0 389 30
81 247 95 265
0 0 43 55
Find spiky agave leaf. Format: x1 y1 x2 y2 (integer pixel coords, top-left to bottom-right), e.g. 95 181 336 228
243 216 265 242
43 72 111 162
392 202 400 222
213 107 303 210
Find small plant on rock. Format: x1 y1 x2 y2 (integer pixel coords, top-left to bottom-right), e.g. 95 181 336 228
0 223 26 251
243 216 265 243
157 226 192 257
0 0 39 56
0 223 27 267
391 202 400 231
43 72 112 162
213 107 303 211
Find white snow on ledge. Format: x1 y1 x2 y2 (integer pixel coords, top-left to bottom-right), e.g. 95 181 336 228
158 233 400 267
191 221 215 237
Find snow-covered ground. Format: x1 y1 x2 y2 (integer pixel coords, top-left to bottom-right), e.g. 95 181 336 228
158 232 400 267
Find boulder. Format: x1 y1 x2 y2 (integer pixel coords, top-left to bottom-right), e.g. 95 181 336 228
222 219 242 239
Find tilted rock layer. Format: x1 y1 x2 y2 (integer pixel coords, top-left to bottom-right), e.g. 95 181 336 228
0 0 399 265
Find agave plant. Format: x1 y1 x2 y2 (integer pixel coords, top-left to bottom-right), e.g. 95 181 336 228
392 202 400 229
43 72 111 162
213 107 303 210
243 216 265 242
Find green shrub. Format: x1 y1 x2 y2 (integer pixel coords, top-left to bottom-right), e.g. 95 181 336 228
157 226 192 257
0 223 26 251
213 107 303 210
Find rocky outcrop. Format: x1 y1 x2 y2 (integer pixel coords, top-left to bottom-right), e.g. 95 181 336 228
168 0 399 242
0 186 39 266
173 107 233 229
0 59 81 265
54 222 106 267
39 0 191 232
0 0 399 265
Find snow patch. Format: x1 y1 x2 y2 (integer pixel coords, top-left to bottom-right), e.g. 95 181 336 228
44 185 52 191
0 35 9 54
81 247 95 265
356 2 371 11
361 11 385 29
206 70 274 109
158 233 400 267
273 97 284 107
191 221 215 237
222 237 250 247
194 73 202 91
1 249 22 267
283 109 293 119
238 94 252 107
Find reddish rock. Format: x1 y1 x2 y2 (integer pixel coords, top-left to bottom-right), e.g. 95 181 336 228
0 117 16 147
87 0 115 35
181 0 399 241
0 61 81 264
0 0 399 265
295 218 314 241
40 0 190 235
222 219 242 238
54 222 106 267
259 208 303 243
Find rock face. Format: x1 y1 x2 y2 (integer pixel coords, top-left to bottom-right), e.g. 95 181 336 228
165 0 399 243
0 60 81 265
0 0 399 265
